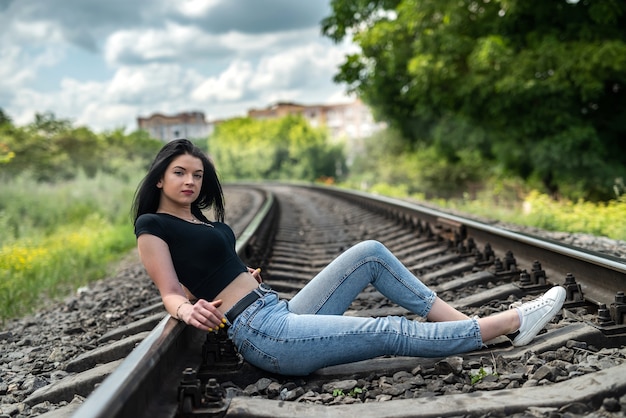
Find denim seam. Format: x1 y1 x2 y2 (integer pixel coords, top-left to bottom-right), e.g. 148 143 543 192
236 328 479 344
471 317 485 349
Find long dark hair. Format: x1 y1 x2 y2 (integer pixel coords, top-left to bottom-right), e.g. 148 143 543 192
132 138 225 224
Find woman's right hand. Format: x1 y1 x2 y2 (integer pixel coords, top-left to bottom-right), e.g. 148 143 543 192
180 299 227 332
248 267 262 283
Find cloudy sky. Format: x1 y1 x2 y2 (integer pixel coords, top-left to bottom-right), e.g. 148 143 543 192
0 0 357 132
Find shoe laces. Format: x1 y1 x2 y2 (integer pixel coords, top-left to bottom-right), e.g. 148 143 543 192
519 296 551 313
510 294 552 313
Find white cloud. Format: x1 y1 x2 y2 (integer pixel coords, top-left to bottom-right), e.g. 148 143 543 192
104 24 321 67
0 0 356 131
0 22 67 98
191 60 253 102
12 20 65 44
107 64 202 103
0 47 36 96
172 0 221 18
220 30 299 54
252 42 349 90
9 78 105 127
81 102 140 131
191 40 352 106
105 23 231 66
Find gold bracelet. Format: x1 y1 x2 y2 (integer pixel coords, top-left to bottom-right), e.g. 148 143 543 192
175 301 192 321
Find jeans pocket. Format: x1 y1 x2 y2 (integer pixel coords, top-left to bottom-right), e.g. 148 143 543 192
239 339 280 374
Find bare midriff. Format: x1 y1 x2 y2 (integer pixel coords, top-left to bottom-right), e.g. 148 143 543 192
215 272 261 315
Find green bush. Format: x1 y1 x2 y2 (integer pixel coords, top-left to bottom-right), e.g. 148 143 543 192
209 115 346 182
0 166 147 322
0 170 143 244
348 127 488 198
0 216 135 322
345 128 626 241
0 112 162 322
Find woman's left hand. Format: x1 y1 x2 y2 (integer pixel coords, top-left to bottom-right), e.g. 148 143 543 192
248 267 262 283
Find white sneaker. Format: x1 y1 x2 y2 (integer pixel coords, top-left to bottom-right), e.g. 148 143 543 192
510 286 566 346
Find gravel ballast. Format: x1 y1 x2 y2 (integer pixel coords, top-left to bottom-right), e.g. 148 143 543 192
1 188 625 417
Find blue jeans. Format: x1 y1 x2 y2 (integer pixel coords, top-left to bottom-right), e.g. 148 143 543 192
226 240 482 376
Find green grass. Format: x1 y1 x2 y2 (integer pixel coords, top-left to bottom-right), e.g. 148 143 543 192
433 190 626 241
0 170 137 245
345 181 626 242
0 219 135 321
2 171 624 324
0 171 141 323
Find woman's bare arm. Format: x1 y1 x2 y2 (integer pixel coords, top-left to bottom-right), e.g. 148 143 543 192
137 234 226 331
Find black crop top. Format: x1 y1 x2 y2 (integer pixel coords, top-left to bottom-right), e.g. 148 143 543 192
134 213 248 301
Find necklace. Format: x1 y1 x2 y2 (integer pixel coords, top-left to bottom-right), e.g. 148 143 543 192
189 218 214 227
158 212 214 227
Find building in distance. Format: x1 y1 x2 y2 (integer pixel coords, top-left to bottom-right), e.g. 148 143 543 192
137 100 385 145
247 99 385 142
136 111 211 142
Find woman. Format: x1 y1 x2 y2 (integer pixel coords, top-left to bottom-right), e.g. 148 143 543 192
132 139 566 376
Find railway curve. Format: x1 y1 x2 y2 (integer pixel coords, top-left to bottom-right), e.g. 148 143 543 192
74 183 626 418
9 183 625 418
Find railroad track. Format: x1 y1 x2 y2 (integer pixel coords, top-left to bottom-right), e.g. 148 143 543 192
38 184 626 417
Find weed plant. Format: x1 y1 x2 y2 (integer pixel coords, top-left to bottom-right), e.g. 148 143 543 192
346 180 626 242
436 190 626 242
0 171 142 323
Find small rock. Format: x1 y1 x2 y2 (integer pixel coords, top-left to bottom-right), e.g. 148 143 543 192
434 356 464 375
0 403 19 416
322 379 357 393
30 401 52 414
392 371 413 382
531 365 556 382
243 383 259 396
280 386 304 401
266 382 282 398
602 397 621 413
255 377 273 393
522 379 538 388
382 383 411 397
20 377 48 395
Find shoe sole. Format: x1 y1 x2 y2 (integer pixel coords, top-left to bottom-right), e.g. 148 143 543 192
512 287 566 346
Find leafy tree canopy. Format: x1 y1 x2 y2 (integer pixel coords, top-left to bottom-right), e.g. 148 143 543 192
323 0 626 200
209 115 346 182
0 112 162 182
0 108 12 126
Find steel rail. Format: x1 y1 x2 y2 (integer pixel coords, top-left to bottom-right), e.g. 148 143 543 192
317 185 626 306
69 184 626 418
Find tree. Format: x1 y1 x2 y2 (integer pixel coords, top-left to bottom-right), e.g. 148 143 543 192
208 115 346 182
323 0 626 200
0 109 15 164
0 108 12 126
0 112 163 182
